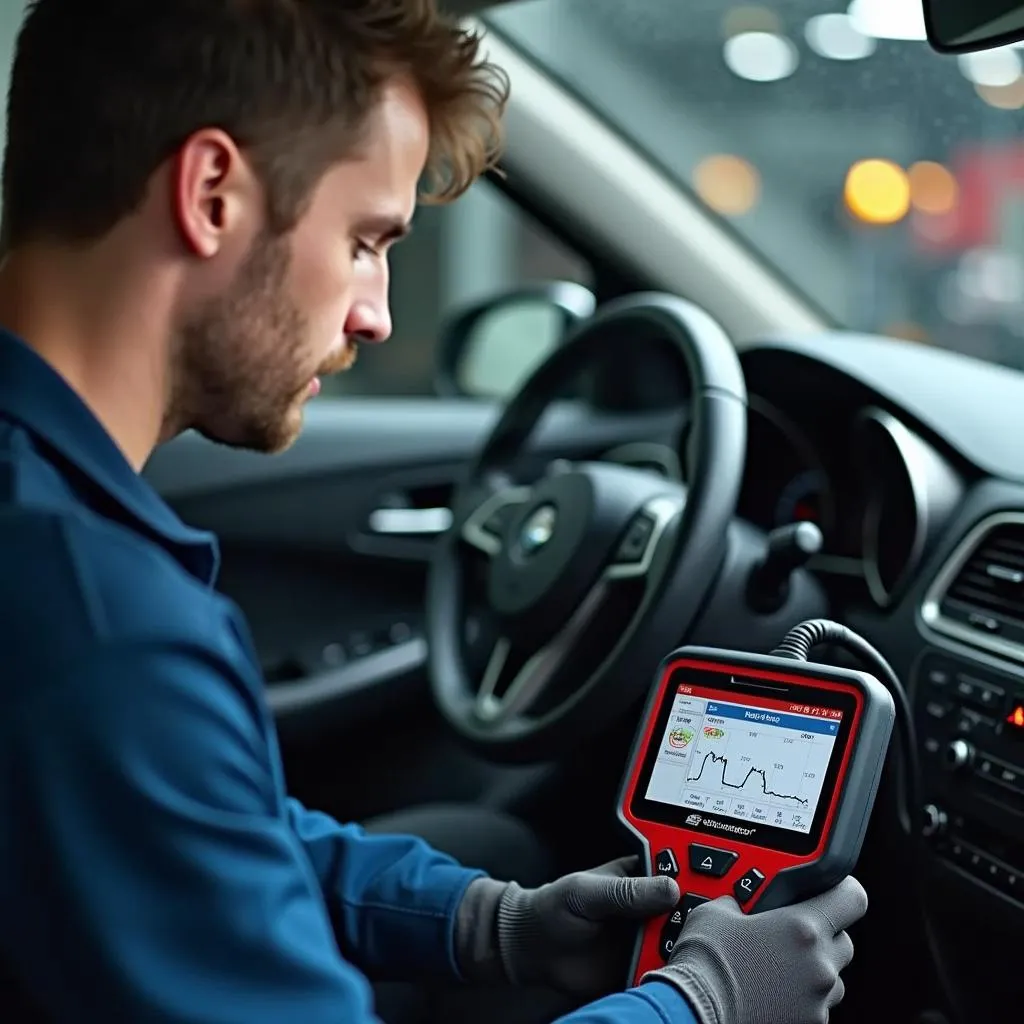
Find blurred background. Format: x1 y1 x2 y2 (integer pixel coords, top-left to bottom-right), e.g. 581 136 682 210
5 0 1024 392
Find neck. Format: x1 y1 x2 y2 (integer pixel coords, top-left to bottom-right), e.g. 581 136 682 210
0 240 176 472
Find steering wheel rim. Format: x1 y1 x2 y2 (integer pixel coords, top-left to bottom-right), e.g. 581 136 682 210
426 292 747 763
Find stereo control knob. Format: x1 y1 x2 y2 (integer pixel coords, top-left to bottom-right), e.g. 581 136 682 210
921 803 948 838
943 738 974 771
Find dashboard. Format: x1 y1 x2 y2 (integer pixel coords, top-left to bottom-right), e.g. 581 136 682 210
601 329 1024 1019
737 394 840 545
676 331 1024 1021
608 337 969 612
736 386 963 610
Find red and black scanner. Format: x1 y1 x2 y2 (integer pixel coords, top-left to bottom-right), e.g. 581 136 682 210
618 645 895 987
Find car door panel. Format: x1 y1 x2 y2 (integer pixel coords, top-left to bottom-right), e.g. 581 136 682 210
142 397 678 811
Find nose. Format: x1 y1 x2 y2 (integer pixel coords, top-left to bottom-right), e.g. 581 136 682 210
345 299 392 343
344 270 392 344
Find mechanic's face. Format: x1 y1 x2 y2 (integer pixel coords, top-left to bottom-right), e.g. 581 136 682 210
173 77 426 453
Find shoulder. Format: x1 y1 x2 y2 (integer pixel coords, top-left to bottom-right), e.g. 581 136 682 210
0 505 251 702
0 504 225 643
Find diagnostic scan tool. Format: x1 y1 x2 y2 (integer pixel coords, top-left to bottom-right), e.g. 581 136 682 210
618 645 894 986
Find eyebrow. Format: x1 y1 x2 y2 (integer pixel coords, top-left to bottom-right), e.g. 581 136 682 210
357 215 413 244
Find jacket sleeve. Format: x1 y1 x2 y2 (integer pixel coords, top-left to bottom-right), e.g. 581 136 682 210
555 982 699 1024
286 799 484 981
1 641 398 1023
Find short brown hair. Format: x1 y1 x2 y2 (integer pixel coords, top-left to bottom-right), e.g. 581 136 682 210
1 0 509 248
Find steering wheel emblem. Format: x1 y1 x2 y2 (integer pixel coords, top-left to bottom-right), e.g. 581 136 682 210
519 504 557 555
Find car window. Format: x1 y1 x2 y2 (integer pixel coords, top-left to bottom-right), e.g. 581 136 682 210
490 0 1024 373
326 179 594 397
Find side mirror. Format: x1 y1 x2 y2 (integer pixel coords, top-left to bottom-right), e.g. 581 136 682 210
434 282 596 399
923 0 1024 51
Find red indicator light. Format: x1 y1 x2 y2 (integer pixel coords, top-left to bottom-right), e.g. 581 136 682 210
1007 705 1024 730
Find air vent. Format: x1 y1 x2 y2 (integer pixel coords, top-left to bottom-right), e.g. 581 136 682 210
922 513 1024 661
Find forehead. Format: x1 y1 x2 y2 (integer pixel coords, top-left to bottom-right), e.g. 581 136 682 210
311 77 430 226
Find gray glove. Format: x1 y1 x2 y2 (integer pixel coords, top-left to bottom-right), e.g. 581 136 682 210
455 855 679 998
645 876 868 1024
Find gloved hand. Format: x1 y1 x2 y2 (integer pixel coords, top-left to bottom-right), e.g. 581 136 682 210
644 875 868 1024
455 855 679 998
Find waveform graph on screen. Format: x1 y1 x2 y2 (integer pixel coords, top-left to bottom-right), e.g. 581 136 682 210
646 690 841 834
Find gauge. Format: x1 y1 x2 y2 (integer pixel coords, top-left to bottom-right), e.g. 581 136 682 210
856 407 962 608
774 468 829 529
741 396 837 541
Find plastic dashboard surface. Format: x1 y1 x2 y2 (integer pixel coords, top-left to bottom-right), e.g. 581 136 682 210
743 331 1024 483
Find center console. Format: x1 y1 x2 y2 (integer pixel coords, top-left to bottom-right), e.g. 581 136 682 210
913 650 1024 899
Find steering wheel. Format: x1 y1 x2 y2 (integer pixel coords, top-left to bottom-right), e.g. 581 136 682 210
426 293 747 762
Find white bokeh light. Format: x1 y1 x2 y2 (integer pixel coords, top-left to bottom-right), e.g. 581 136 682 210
957 249 1024 305
847 0 927 41
958 47 1023 87
723 31 799 82
805 13 877 60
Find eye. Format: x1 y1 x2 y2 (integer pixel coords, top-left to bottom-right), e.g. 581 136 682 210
352 239 377 261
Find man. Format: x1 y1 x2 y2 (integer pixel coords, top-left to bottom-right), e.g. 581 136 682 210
0 1 867 1022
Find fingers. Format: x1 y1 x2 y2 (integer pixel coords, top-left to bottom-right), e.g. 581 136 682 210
833 929 854 972
803 876 868 934
575 871 681 920
826 975 846 1009
587 855 641 879
618 876 684 917
617 874 682 918
824 931 853 1014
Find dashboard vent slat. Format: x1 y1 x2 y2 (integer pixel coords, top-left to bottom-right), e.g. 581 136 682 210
924 516 1024 659
944 527 1024 625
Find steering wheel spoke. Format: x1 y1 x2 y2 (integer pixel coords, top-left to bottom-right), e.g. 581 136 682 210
427 292 747 760
460 486 532 557
474 580 609 724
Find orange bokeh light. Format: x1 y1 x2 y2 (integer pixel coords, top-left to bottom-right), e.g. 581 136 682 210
844 159 910 225
908 161 959 217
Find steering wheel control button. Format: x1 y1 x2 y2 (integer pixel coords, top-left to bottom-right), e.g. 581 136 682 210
614 511 656 565
734 867 766 904
654 849 679 878
688 843 738 878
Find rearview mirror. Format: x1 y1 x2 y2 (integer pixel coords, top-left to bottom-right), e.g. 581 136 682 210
434 282 596 399
924 0 1024 51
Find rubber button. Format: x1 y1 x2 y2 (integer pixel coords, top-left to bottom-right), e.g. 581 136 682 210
734 867 766 904
658 894 709 961
658 918 682 961
654 848 679 878
688 843 738 878
679 893 710 918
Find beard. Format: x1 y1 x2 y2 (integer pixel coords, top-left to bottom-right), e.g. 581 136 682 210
167 231 347 454
319 336 359 376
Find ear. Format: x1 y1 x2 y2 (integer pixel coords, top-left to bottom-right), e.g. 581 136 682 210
171 129 259 258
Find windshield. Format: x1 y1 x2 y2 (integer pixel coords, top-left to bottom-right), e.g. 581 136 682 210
490 0 1024 372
